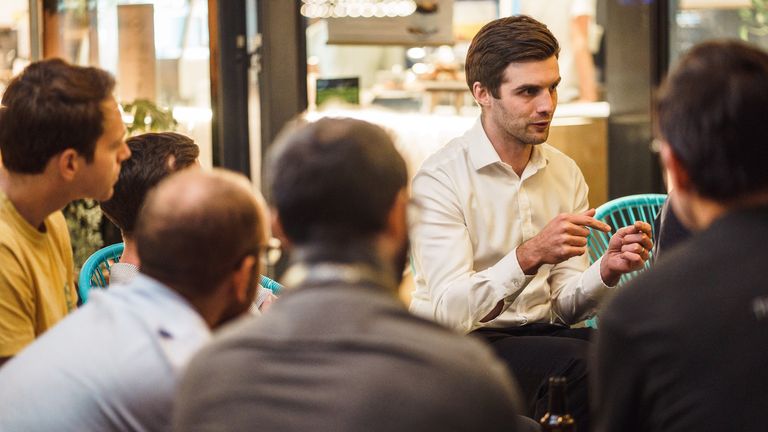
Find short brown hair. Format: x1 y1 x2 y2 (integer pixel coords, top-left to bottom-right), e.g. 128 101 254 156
269 117 407 245
100 132 199 236
135 169 265 295
465 15 559 98
656 40 768 200
0 58 116 173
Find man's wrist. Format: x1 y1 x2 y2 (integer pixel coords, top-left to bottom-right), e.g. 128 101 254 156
516 241 542 275
599 258 621 287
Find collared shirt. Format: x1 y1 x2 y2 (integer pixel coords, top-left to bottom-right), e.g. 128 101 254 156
410 118 611 333
109 262 140 286
0 274 211 432
107 262 276 314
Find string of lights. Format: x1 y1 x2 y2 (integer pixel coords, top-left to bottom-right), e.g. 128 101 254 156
300 0 418 19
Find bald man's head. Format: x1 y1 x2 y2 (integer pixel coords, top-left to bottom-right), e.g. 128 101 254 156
135 168 267 297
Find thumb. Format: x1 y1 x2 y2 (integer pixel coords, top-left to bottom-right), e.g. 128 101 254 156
580 208 596 217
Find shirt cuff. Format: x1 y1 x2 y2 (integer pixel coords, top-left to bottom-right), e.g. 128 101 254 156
483 246 535 298
585 256 614 292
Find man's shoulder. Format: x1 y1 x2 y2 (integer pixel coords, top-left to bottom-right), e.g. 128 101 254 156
540 143 581 172
601 235 718 329
418 132 473 174
199 290 505 377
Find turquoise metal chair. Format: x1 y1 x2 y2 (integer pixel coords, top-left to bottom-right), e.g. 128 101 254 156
77 242 283 304
78 243 124 304
584 193 667 327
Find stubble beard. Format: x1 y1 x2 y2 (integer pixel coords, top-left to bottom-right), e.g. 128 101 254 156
504 121 549 147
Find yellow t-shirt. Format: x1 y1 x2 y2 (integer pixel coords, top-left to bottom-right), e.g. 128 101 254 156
0 190 76 357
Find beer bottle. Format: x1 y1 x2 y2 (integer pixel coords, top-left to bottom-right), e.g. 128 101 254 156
539 376 576 431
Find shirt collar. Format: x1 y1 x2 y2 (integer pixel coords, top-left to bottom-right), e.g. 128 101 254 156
467 117 550 172
113 273 211 341
468 118 501 171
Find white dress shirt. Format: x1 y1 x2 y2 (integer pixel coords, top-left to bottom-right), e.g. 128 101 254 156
410 118 612 333
0 274 212 432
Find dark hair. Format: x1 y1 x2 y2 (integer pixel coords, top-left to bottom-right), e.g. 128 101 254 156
268 117 408 245
136 169 264 293
100 132 199 236
0 58 116 173
465 15 559 98
656 40 768 200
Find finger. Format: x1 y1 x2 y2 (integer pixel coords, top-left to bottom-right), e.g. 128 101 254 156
622 233 653 250
580 208 597 218
620 251 647 267
621 243 650 260
634 221 653 237
613 224 645 239
569 214 611 232
561 246 587 259
564 224 591 237
562 235 588 247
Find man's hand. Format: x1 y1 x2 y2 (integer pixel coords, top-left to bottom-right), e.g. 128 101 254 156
517 209 611 275
600 221 653 286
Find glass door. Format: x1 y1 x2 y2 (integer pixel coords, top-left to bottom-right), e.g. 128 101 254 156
0 0 32 98
669 0 768 66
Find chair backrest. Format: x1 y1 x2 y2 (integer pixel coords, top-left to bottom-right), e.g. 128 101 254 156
77 242 124 304
77 242 283 304
587 193 667 287
583 193 666 328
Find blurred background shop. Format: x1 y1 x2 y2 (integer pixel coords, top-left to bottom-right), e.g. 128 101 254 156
1 0 767 267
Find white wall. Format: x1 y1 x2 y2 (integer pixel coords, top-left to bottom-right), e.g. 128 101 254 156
0 0 28 26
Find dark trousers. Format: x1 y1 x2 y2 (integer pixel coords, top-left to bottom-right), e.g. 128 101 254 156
472 324 593 432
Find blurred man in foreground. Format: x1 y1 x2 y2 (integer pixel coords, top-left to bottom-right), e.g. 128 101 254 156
174 118 528 432
594 40 768 432
0 169 268 431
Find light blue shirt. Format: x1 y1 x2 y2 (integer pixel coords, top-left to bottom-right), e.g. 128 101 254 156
0 274 211 432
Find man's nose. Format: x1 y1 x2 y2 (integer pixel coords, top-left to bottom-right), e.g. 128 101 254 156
536 89 556 115
119 142 131 162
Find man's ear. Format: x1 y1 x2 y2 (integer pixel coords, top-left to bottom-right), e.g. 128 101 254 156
472 82 491 108
660 142 692 194
271 209 292 251
384 189 408 241
56 149 80 181
232 255 258 303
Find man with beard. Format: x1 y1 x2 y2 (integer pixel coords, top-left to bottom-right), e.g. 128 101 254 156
0 169 267 431
173 118 528 432
409 16 652 430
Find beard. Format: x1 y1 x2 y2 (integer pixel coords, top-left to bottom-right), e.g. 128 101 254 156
217 267 260 326
392 238 410 286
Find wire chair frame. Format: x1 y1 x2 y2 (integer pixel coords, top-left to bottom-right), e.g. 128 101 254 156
77 243 124 304
77 243 283 304
584 194 666 328
586 194 667 286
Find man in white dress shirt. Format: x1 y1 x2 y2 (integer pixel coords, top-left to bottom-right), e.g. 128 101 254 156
409 16 652 431
0 168 268 432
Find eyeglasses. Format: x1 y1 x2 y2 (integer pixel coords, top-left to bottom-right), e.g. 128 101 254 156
260 237 283 267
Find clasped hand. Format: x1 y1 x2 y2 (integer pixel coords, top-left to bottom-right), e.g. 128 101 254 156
599 220 653 286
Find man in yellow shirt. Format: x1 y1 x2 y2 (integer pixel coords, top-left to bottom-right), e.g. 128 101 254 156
0 59 131 366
